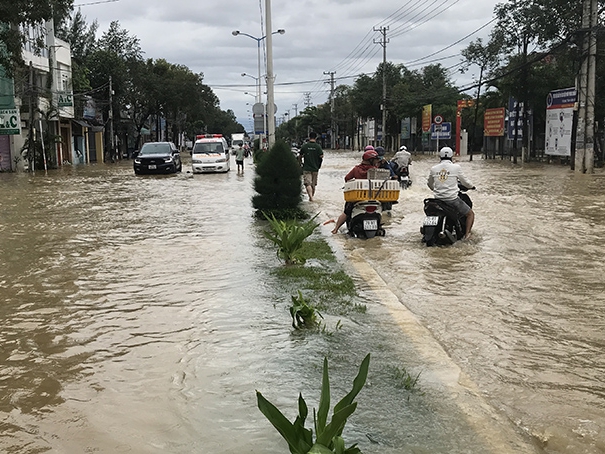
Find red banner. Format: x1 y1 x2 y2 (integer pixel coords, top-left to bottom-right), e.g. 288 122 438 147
422 104 432 133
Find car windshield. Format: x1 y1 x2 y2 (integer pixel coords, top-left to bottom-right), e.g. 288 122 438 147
193 142 223 154
139 143 172 155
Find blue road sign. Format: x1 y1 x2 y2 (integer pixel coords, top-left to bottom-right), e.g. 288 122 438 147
430 122 451 139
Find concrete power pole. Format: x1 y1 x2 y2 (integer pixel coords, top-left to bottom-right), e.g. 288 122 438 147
265 0 276 149
303 92 312 108
108 75 114 162
374 26 389 148
575 0 597 173
324 71 336 149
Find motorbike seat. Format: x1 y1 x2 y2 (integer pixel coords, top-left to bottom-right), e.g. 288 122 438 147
423 198 460 220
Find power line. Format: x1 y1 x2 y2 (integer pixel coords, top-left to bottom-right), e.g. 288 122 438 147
73 0 119 6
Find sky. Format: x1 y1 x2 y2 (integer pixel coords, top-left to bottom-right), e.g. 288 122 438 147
73 0 502 132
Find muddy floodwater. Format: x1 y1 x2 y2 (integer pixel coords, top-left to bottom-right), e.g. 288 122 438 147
1 151 604 454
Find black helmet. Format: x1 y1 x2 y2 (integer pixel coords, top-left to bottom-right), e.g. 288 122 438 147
374 146 385 157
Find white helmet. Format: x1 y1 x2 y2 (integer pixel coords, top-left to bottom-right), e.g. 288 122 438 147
439 146 454 159
399 145 407 151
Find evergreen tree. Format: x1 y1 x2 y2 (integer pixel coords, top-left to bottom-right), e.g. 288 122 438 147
252 140 304 219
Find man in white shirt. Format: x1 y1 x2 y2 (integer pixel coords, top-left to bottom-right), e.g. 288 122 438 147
392 145 412 167
427 146 475 239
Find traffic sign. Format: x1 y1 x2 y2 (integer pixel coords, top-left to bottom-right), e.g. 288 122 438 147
433 114 444 125
430 122 451 139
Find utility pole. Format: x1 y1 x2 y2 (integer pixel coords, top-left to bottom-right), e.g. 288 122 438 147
292 103 298 117
324 71 336 149
27 61 35 172
374 26 389 148
575 0 597 173
108 75 114 162
265 0 276 149
303 92 311 109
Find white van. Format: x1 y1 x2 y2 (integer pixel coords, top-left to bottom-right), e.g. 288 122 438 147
191 134 231 173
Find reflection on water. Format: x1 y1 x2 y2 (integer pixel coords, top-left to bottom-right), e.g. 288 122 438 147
0 154 604 453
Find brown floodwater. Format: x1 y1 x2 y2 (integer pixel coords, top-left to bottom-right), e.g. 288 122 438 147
0 151 603 453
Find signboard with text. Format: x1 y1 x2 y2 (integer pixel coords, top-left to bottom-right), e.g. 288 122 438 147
0 108 20 135
430 122 451 139
545 87 576 157
483 107 505 137
507 97 533 140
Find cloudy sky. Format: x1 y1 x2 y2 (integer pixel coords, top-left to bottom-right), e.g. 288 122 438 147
73 0 502 131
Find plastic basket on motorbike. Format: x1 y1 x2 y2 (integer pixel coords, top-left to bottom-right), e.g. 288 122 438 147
343 178 400 202
367 168 391 180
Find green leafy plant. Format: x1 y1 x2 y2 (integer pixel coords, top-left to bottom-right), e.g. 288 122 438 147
290 290 323 329
263 213 320 265
394 366 421 391
257 354 370 454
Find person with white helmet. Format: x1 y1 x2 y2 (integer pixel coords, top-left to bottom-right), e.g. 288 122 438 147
392 145 412 168
427 146 475 239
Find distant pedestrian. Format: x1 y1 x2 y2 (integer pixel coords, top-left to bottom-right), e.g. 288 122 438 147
235 144 245 173
299 131 323 201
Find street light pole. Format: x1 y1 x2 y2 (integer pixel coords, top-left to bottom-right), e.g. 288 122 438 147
232 28 284 149
242 73 260 103
265 0 275 149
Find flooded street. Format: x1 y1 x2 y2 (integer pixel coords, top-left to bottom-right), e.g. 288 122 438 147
1 151 605 453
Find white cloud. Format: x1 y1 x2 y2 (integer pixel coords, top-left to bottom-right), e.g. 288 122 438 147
74 0 500 131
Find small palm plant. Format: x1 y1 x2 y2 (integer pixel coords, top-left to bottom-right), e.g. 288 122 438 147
263 213 320 265
290 290 323 329
257 354 370 454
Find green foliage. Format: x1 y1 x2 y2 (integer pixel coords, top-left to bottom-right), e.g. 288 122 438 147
263 213 320 265
256 207 310 221
0 0 73 77
273 262 358 315
252 140 304 217
290 291 323 329
296 239 336 263
393 366 421 392
257 354 370 454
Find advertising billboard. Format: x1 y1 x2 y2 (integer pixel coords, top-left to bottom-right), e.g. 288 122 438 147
545 87 576 157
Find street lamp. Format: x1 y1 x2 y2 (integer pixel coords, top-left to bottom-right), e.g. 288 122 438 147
232 29 285 101
232 28 285 143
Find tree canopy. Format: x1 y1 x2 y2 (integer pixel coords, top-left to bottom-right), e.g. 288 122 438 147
0 0 74 76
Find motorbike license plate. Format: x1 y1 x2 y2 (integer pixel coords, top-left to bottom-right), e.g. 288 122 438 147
148 164 157 169
423 216 439 226
363 219 378 230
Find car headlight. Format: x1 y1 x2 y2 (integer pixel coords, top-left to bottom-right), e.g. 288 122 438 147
164 157 174 163
192 159 202 164
134 158 141 164
215 157 227 163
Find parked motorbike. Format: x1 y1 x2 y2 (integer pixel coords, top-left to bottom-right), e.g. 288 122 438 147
420 186 474 246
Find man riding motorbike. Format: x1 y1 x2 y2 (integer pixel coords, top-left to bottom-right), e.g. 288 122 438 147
427 146 475 240
374 146 397 178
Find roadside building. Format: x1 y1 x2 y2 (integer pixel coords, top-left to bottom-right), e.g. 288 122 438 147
0 19 104 171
